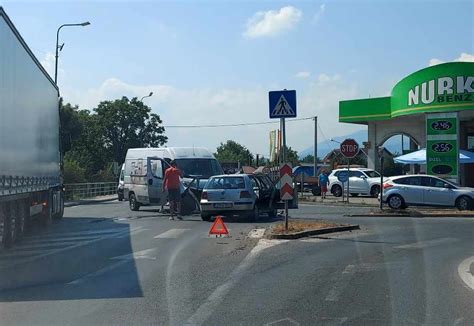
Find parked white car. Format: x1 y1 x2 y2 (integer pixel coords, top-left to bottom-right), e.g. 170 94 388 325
328 168 382 198
381 175 473 210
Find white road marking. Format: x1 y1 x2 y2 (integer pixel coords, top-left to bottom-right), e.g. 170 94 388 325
314 317 348 325
112 227 148 238
68 248 157 285
248 228 266 239
110 248 157 261
325 271 353 302
154 228 190 239
264 317 300 325
18 235 103 244
0 227 142 271
395 237 458 249
26 227 128 240
67 260 130 285
186 238 288 325
326 262 401 302
457 256 474 290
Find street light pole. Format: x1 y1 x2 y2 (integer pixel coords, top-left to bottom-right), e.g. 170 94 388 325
140 92 154 102
55 21 90 84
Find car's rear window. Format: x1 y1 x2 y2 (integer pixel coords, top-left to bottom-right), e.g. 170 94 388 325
207 177 246 189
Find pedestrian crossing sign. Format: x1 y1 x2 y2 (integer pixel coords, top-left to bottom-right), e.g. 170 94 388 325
269 90 297 119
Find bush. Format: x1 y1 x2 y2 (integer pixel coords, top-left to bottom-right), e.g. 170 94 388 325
64 159 87 184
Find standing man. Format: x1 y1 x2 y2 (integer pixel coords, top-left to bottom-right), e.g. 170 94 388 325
319 169 329 201
163 160 182 220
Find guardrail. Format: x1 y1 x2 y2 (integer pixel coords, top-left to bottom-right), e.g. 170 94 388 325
64 182 118 200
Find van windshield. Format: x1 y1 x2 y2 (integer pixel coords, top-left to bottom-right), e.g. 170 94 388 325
174 158 223 179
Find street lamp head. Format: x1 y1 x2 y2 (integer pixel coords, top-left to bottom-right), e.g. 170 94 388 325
80 21 91 26
148 92 153 97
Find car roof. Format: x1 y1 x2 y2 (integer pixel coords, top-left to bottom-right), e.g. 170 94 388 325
209 174 248 179
389 174 438 179
332 168 374 172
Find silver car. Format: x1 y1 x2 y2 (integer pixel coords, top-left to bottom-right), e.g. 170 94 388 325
381 175 473 210
200 174 279 221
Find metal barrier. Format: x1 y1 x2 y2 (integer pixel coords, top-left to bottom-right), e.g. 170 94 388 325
64 182 118 200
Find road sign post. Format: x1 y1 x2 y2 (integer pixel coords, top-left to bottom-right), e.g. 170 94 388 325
378 146 385 210
340 139 359 204
269 90 297 231
280 163 293 231
337 170 348 203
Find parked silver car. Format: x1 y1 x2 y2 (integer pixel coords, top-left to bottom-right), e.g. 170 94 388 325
328 168 382 197
200 174 279 221
381 175 473 210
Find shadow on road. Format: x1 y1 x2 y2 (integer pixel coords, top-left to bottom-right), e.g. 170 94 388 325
0 216 143 301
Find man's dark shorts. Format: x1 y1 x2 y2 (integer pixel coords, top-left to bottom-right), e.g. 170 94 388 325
168 188 181 202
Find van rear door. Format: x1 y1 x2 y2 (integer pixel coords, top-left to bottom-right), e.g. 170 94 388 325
147 157 166 205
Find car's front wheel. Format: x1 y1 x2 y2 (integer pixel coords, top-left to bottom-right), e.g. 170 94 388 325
370 185 380 198
129 193 140 211
332 185 342 197
456 196 472 211
311 186 321 196
387 194 405 210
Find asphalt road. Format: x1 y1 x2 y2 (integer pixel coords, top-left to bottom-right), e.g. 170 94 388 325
0 201 472 325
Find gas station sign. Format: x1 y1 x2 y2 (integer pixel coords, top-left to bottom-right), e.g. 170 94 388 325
426 112 459 182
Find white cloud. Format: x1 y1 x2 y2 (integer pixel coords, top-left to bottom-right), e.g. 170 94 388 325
243 6 302 39
61 74 364 156
317 73 340 83
295 71 311 78
40 52 56 79
457 52 474 62
429 52 474 66
312 4 326 24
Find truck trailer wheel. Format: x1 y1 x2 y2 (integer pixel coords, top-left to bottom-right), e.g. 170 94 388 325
1 203 15 248
53 191 64 220
14 200 25 242
40 192 53 226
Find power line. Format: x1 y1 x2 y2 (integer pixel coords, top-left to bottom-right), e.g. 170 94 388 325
163 117 314 128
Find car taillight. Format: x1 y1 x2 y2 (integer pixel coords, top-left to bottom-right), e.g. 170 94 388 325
383 183 393 189
201 191 208 200
240 191 252 198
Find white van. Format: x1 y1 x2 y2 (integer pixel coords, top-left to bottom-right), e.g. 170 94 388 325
123 147 223 213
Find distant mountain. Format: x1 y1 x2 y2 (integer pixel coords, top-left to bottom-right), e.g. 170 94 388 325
299 129 367 159
298 129 409 159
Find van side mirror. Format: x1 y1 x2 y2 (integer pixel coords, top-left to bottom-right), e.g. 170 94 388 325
148 179 153 186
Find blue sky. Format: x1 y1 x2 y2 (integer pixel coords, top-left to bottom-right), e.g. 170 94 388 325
2 0 473 157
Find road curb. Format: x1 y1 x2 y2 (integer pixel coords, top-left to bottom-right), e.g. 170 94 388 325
267 224 360 240
345 212 474 218
65 197 117 207
299 200 377 208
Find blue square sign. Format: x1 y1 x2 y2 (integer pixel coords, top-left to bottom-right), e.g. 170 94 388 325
269 90 297 119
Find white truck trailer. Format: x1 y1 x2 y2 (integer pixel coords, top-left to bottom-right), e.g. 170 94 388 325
0 7 64 247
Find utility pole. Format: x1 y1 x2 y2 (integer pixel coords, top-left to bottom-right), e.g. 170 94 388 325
314 116 318 177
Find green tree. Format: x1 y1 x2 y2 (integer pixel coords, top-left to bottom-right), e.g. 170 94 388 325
94 96 168 164
215 140 254 165
284 146 300 165
300 154 321 164
63 159 87 183
59 99 83 155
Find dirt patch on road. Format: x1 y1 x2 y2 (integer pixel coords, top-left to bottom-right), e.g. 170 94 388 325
271 220 339 235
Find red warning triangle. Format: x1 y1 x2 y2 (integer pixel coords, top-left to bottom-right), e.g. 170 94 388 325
209 216 229 236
